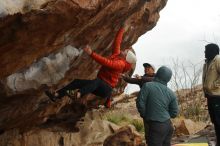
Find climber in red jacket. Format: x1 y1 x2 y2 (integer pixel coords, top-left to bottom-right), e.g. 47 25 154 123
45 25 137 108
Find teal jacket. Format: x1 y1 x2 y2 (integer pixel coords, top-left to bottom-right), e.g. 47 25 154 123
136 66 178 122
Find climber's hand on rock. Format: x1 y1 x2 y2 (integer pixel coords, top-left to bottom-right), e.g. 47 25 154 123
83 45 92 55
121 21 129 31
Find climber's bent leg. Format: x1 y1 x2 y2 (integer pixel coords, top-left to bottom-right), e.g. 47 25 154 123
57 79 96 98
78 78 112 107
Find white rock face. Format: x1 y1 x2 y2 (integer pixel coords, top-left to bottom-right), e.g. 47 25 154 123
7 45 82 92
0 0 51 17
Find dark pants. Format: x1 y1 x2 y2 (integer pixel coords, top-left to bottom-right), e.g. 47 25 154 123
57 78 112 99
143 120 149 143
207 97 220 146
145 119 174 146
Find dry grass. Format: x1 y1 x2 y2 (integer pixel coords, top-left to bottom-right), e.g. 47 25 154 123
103 111 144 133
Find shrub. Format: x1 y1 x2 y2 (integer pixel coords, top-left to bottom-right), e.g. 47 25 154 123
130 119 144 133
104 112 145 133
104 112 130 125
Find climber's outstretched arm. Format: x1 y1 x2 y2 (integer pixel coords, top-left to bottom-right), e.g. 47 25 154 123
111 27 124 55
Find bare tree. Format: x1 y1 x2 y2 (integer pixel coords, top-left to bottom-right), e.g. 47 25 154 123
169 58 206 121
170 58 202 92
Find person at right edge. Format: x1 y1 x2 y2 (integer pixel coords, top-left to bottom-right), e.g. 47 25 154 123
202 43 220 146
136 66 178 146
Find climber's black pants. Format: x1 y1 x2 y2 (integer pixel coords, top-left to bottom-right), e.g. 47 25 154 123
207 97 220 146
145 119 174 146
57 78 112 98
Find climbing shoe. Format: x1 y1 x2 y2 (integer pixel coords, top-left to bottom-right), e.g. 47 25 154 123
66 89 80 100
45 90 57 102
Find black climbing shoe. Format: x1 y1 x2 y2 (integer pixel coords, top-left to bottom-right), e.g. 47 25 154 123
45 90 57 102
66 89 80 100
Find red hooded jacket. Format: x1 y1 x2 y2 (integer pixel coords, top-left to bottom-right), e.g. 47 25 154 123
90 28 132 88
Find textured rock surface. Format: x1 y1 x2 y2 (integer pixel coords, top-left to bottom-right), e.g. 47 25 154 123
0 110 143 146
0 111 120 146
173 118 207 136
103 125 143 146
0 0 167 144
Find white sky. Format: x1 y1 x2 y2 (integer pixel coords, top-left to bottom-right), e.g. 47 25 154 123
126 0 220 93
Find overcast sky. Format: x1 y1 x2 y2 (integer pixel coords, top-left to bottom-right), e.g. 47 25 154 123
126 0 220 93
